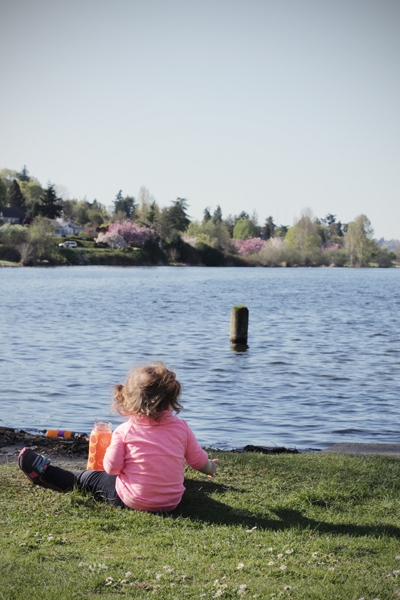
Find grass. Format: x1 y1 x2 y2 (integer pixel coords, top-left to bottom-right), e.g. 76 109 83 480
2 452 400 599
0 259 19 266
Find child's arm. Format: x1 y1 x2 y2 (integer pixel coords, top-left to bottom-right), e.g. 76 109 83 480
103 429 126 475
198 458 219 478
184 422 219 477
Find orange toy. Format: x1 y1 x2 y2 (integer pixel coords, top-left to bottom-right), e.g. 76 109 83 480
86 421 112 471
46 430 77 438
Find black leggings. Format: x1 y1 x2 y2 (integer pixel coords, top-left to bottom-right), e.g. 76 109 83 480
44 464 129 508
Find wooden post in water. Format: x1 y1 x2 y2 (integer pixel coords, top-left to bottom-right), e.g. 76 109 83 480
230 305 249 344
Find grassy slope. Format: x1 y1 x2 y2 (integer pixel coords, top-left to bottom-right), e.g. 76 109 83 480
1 452 400 599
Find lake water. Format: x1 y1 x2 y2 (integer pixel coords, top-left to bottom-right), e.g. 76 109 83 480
1 266 399 450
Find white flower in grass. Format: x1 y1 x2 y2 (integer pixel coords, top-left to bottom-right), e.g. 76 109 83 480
213 580 219 586
238 590 246 596
246 526 257 533
171 583 176 587
78 562 85 567
239 584 247 590
285 550 293 554
214 590 223 598
394 570 400 575
328 567 335 571
268 548 273 552
312 552 318 557
277 554 283 559
397 556 400 560
283 586 291 591
125 571 132 578
105 576 114 586
268 561 274 566
152 586 159 594
156 573 163 580
280 565 287 570
237 563 245 569
166 568 174 574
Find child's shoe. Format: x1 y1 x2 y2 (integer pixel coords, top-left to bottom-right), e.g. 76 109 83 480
18 447 53 489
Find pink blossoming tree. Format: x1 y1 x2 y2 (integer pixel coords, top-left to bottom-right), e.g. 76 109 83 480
231 237 266 256
107 221 157 246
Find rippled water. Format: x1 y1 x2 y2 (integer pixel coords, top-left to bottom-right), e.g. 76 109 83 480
1 266 399 450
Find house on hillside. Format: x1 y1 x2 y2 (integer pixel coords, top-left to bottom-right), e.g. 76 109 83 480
0 206 26 225
50 218 84 237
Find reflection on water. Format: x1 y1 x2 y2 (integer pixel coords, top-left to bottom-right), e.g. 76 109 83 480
1 266 399 450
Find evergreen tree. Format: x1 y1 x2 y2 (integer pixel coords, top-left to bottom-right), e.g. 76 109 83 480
39 183 62 219
148 201 157 225
113 190 136 219
263 216 276 240
113 190 123 209
203 207 212 223
0 178 7 207
275 224 289 238
322 213 336 227
8 179 26 211
17 165 30 182
167 198 190 232
212 205 222 225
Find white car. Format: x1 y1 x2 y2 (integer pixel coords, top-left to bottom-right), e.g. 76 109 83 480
58 241 78 248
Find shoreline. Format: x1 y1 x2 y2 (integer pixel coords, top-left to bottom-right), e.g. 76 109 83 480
1 260 399 269
2 428 400 467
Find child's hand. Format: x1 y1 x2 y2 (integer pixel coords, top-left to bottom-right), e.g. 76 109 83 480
207 459 219 478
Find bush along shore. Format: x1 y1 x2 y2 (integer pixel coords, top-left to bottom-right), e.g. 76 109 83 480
0 232 398 268
2 447 400 599
0 232 248 268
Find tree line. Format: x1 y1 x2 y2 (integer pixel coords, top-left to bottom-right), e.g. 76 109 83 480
1 165 399 268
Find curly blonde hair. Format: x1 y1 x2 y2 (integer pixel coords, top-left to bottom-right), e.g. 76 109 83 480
112 362 182 421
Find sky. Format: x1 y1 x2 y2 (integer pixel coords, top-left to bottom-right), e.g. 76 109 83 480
1 0 399 239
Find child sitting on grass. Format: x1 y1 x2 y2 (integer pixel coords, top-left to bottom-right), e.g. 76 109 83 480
18 362 218 512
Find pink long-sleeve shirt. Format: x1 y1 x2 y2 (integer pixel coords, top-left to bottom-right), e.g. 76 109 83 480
103 410 208 512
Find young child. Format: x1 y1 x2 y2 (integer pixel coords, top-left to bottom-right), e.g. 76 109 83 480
18 362 218 512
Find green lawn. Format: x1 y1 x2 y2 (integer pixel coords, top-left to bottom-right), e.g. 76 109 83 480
0 260 19 266
1 452 400 599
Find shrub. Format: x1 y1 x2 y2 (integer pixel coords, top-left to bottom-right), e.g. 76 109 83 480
195 241 225 266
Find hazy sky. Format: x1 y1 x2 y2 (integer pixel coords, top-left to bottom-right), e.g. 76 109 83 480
1 0 399 238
